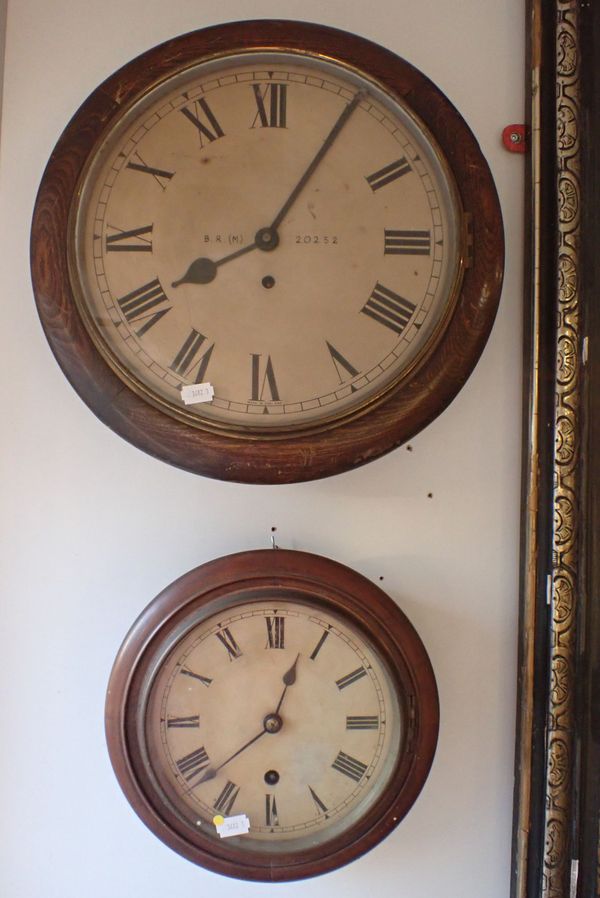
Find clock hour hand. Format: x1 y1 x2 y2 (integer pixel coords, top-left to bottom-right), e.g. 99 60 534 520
274 653 300 715
171 227 279 287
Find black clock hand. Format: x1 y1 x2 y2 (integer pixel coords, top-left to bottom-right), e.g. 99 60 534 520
171 93 364 288
268 91 365 232
274 653 300 715
171 241 258 287
170 225 279 287
197 724 268 784
196 655 300 785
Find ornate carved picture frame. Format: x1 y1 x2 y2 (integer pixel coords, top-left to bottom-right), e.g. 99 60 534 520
512 2 599 896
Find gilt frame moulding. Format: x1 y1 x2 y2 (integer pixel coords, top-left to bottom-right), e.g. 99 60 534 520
512 1 600 897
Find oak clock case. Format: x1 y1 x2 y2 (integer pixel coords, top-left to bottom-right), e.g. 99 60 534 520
105 550 439 881
30 20 504 483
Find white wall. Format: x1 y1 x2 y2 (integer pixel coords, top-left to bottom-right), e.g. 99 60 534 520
0 2 524 897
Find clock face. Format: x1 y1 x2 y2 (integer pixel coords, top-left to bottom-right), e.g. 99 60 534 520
105 550 439 880
71 51 462 432
142 596 402 852
32 21 503 481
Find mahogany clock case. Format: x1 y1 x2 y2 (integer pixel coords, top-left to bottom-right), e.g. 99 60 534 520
104 550 439 881
30 19 504 483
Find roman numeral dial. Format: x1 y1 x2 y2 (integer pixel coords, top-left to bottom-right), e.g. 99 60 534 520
148 598 403 843
77 50 462 460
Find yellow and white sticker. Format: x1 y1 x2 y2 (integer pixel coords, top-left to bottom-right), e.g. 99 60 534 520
213 814 250 838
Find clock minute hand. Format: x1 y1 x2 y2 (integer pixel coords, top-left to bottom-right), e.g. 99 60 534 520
268 91 365 232
196 656 300 785
196 724 268 784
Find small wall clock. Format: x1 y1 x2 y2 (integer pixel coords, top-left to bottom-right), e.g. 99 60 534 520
104 549 439 881
31 20 503 482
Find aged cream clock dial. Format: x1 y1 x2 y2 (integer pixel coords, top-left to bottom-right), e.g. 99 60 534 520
105 550 439 880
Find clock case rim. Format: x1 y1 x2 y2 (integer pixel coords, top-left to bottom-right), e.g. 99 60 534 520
104 549 439 882
30 19 504 483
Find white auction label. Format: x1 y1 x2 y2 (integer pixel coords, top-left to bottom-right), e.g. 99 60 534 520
214 814 250 838
181 382 214 405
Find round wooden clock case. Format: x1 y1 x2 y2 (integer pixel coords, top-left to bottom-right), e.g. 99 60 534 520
30 20 503 483
104 549 439 881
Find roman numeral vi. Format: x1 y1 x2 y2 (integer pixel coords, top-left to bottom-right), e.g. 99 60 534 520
251 354 280 401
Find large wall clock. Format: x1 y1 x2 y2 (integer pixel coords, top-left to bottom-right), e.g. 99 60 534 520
31 20 503 483
105 549 439 881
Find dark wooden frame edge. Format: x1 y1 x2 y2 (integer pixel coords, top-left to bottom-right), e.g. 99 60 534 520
512 2 599 896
